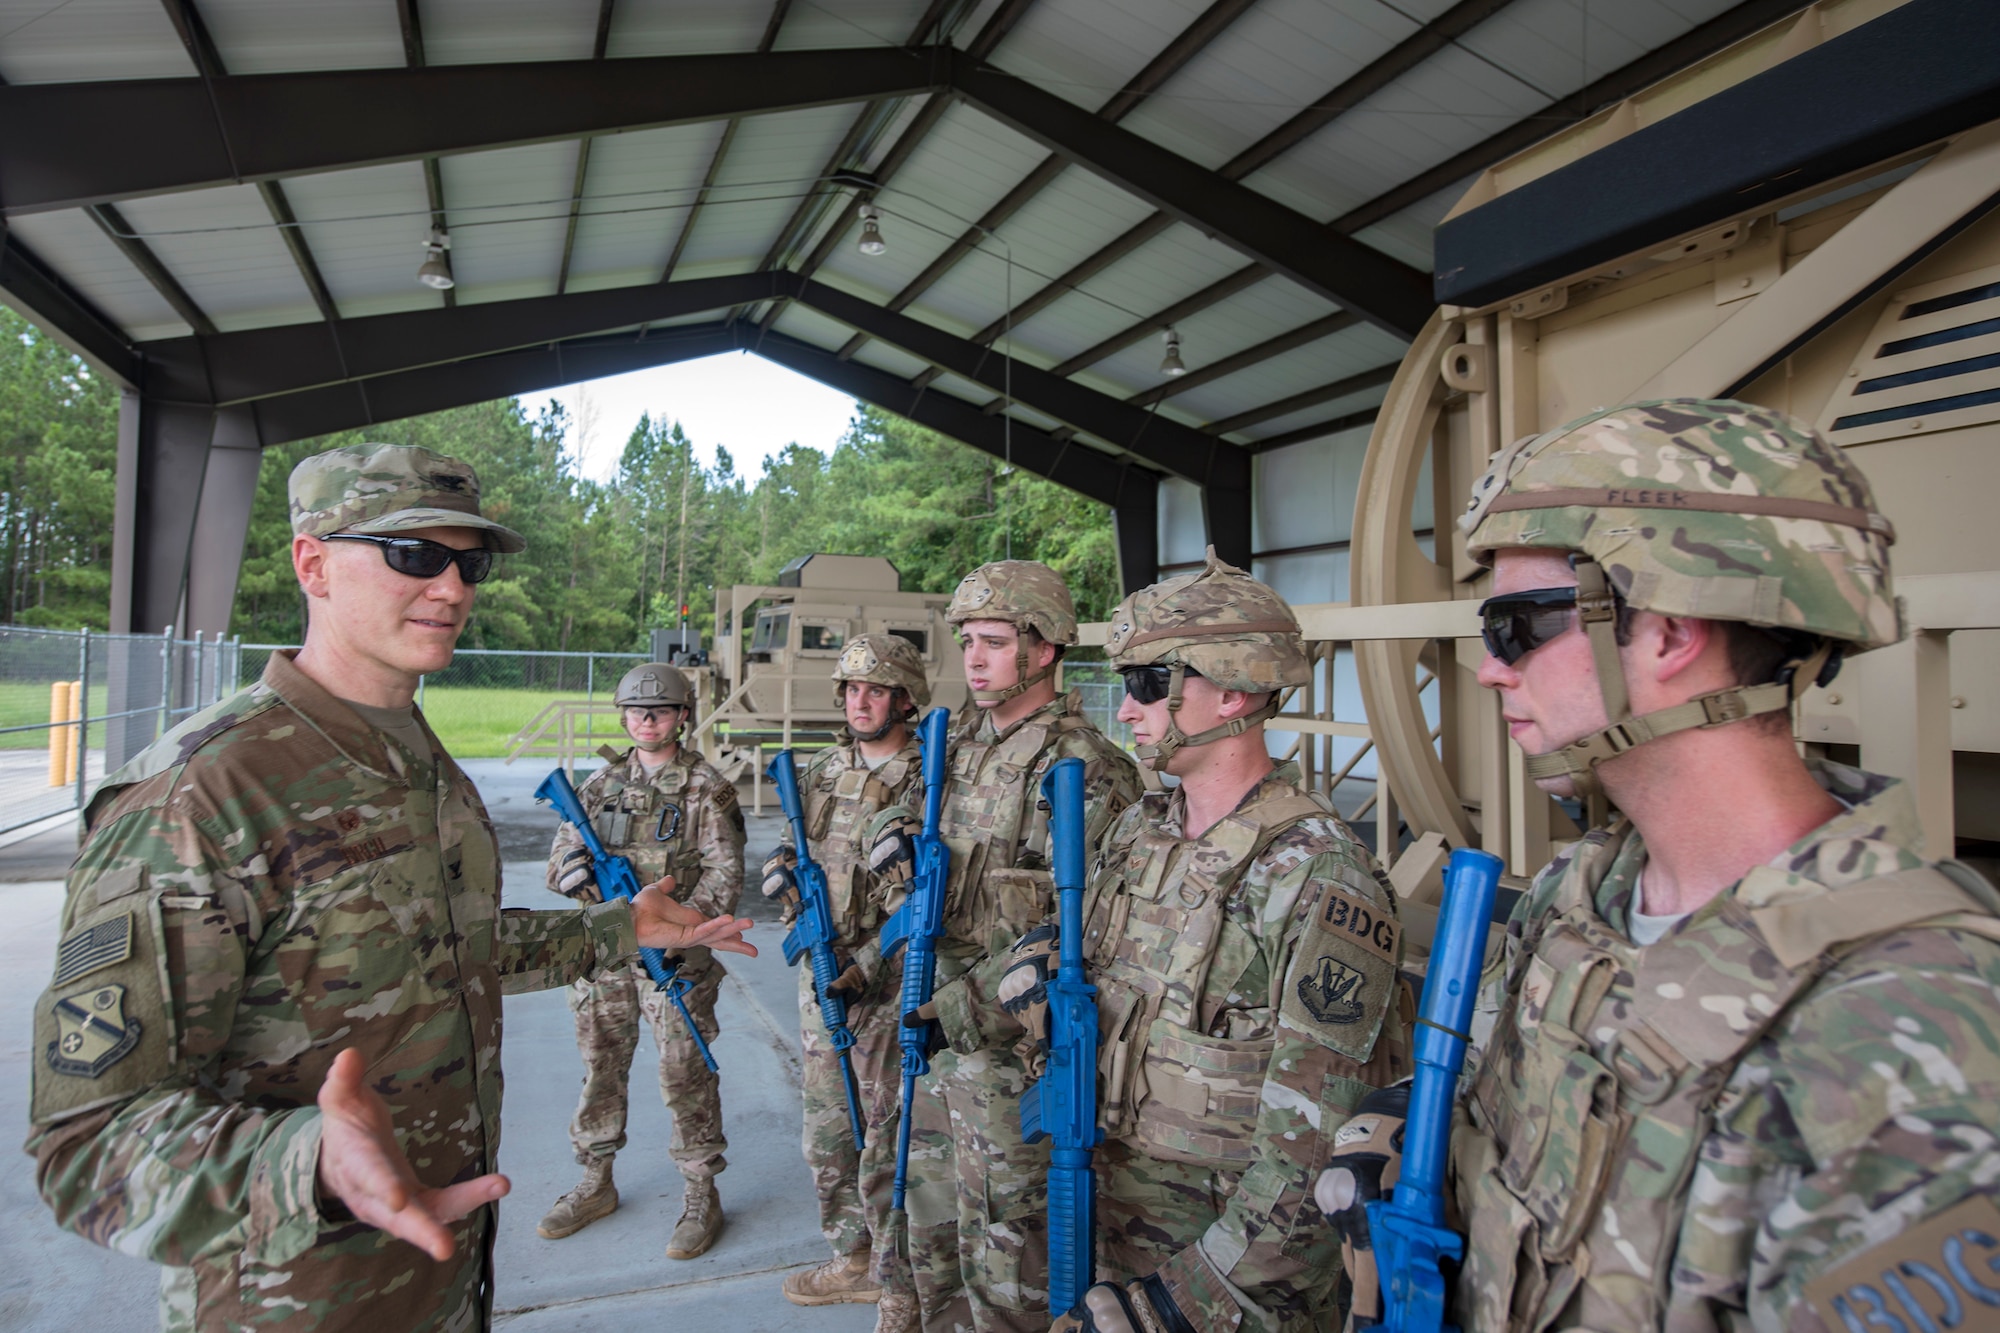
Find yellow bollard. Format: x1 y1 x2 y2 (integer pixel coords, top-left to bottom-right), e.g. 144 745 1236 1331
48 681 74 787
65 679 83 785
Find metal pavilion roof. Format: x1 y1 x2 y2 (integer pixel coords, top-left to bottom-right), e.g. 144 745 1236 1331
0 0 1818 522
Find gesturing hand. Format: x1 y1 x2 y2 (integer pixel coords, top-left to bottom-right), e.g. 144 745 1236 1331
315 1047 510 1262
632 881 757 957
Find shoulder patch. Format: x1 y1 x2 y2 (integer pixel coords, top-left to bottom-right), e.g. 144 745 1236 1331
1805 1193 2000 1331
1280 880 1400 1061
53 912 134 986
47 982 143 1077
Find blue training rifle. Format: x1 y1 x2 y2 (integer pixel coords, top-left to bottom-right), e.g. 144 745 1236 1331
1019 755 1102 1317
879 706 952 1211
1365 846 1503 1333
768 747 868 1151
535 766 719 1073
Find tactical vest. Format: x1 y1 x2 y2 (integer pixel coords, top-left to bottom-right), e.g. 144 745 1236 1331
585 749 706 887
938 702 1105 958
1080 780 1329 1168
1455 844 2000 1332
803 746 917 940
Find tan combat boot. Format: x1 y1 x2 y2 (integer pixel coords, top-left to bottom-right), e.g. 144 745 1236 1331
782 1248 882 1306
536 1157 617 1239
873 1290 918 1332
665 1176 724 1259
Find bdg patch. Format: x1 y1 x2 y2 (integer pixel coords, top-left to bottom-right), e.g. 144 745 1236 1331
1805 1194 2000 1332
47 982 143 1078
1281 881 1400 1061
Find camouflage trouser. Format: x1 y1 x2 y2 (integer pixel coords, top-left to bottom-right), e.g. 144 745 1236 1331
567 952 727 1177
799 955 913 1293
903 1044 1051 1333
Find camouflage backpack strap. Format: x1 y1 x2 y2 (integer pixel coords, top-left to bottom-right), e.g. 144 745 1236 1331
1747 860 2000 971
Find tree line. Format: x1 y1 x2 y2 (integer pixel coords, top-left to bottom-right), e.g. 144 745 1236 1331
0 307 1120 650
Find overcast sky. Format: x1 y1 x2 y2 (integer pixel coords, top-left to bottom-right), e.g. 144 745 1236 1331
520 352 863 483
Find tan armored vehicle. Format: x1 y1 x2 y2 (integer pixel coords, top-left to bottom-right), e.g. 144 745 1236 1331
696 554 967 760
1334 7 1999 890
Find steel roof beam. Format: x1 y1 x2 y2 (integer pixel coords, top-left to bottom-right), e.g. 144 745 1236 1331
1202 362 1397 437
553 0 617 295
1244 407 1379 454
0 47 948 216
1125 311 1361 408
86 203 217 337
0 229 142 386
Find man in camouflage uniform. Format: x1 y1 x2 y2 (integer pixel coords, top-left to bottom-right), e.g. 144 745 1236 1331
539 661 745 1260
868 561 1143 1333
1327 399 2000 1331
25 442 754 1332
974 553 1410 1333
762 634 929 1332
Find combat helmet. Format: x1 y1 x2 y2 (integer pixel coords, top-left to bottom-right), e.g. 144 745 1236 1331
1106 548 1308 768
946 560 1078 704
832 632 931 722
1460 397 1899 813
614 662 694 709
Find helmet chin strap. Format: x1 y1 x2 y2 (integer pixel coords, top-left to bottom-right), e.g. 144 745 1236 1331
1520 558 1828 827
1133 663 1282 771
968 635 1059 704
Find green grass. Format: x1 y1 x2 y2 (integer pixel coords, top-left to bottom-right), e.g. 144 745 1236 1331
0 680 112 751
416 687 626 759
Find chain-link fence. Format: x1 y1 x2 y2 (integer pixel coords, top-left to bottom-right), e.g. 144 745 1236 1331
1061 662 1132 750
0 625 240 838
241 645 650 760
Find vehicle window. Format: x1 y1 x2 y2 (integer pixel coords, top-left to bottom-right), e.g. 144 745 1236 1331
888 627 928 655
750 610 790 653
799 623 846 652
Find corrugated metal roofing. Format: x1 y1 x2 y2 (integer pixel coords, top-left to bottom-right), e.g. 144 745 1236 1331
0 0 1820 473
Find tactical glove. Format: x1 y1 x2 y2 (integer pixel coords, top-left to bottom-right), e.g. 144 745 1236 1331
900 1000 945 1058
556 847 601 902
761 846 800 916
1050 1276 1195 1333
825 960 870 997
997 923 1058 1046
1315 1081 1410 1331
868 816 920 909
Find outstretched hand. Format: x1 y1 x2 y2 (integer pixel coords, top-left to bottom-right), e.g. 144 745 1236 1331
315 1047 509 1262
633 881 757 957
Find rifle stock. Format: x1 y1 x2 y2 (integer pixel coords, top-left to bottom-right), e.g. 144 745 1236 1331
768 748 867 1151
882 706 951 1211
536 766 719 1074
1364 846 1502 1333
1019 756 1101 1316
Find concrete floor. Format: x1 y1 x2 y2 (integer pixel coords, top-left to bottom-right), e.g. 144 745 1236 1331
0 757 878 1333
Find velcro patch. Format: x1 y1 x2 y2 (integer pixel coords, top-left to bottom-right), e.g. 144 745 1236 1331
1805 1194 2000 1331
52 912 134 986
1281 881 1400 1062
47 983 143 1077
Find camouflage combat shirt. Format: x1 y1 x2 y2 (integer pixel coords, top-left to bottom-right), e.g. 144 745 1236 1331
545 744 745 963
1458 760 2000 1331
783 739 921 955
27 651 637 1332
941 762 1410 1332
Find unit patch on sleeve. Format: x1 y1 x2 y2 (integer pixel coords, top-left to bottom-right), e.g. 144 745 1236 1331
47 982 143 1078
1279 879 1400 1062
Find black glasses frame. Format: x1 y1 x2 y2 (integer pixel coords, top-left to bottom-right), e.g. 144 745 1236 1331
1120 664 1200 704
323 533 495 585
1478 587 1580 666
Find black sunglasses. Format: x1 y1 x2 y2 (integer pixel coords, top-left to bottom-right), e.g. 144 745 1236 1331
1478 587 1578 666
324 533 495 585
1120 665 1199 704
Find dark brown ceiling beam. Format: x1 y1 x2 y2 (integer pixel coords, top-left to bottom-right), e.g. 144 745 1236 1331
1125 310 1361 407
1046 0 1818 381
395 1 457 308
86 203 217 337
554 0 616 296
837 0 1257 364
1202 362 1396 436
658 0 791 284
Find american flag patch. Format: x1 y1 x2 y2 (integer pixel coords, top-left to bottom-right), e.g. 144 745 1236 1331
52 912 134 987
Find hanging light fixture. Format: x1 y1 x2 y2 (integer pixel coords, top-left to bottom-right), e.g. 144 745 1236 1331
1160 327 1187 377
417 230 455 290
856 204 887 256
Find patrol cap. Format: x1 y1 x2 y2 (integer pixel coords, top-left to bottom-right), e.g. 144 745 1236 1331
289 442 526 554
